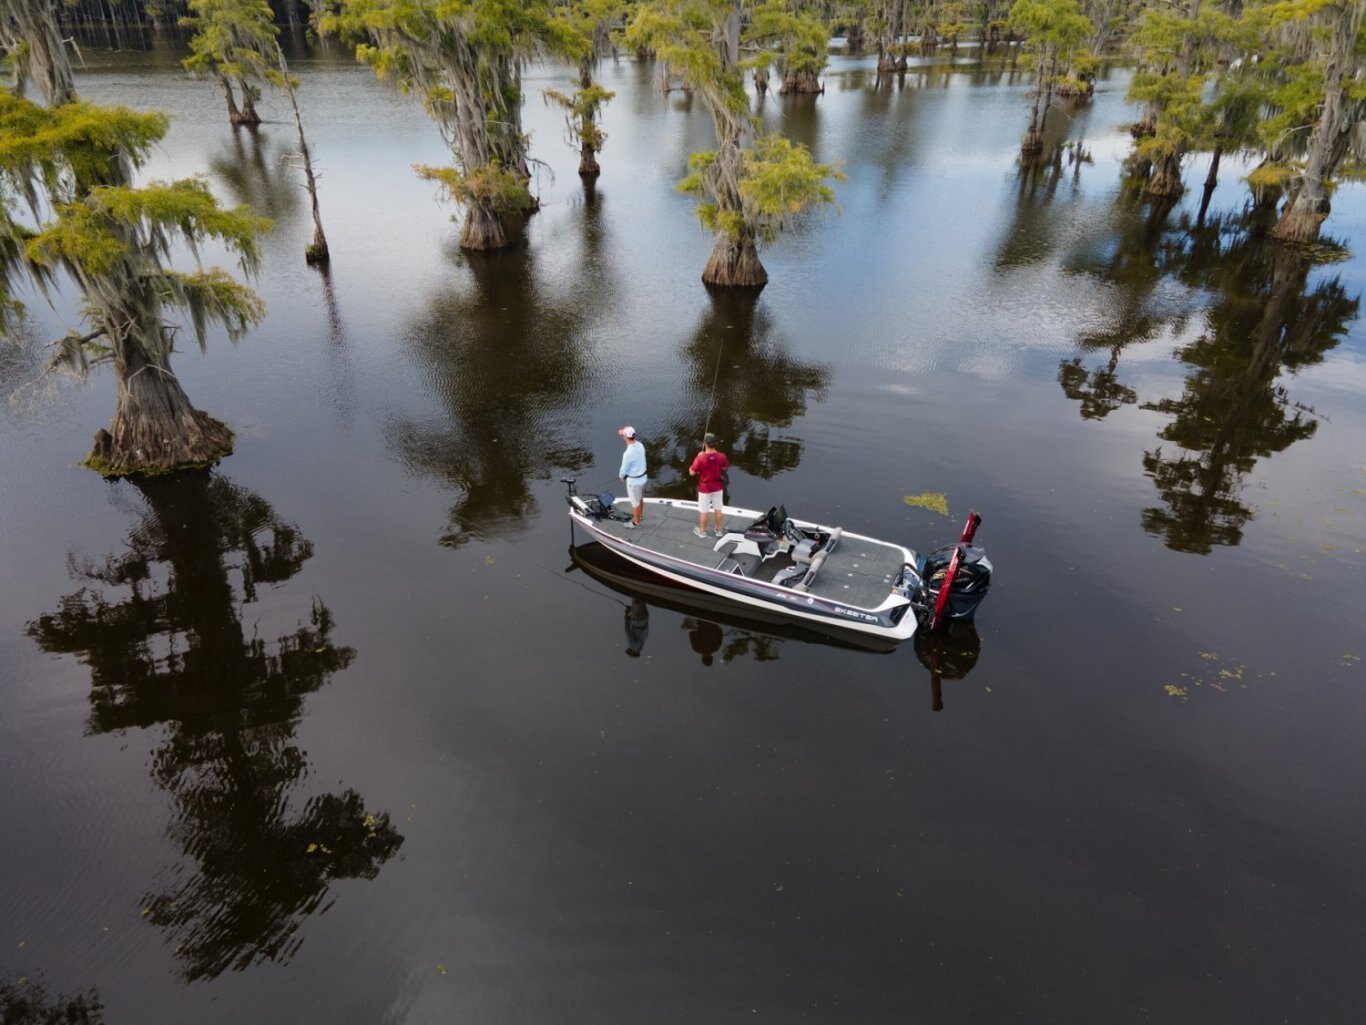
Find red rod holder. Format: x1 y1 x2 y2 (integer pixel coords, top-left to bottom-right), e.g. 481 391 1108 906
929 512 981 633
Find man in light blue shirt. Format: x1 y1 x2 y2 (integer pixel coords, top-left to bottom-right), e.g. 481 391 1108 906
617 425 647 527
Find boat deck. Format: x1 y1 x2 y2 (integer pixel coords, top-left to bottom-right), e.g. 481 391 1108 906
594 498 907 612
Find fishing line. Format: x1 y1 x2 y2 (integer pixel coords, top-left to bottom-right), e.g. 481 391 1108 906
703 334 725 437
551 561 628 608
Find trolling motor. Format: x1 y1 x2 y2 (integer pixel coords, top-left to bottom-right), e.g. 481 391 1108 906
563 477 628 521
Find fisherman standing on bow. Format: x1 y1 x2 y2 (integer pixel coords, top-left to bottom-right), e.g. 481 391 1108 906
689 432 729 539
618 425 646 528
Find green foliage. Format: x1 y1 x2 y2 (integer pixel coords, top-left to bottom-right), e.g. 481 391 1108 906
181 0 282 86
1 87 267 370
748 0 831 78
1128 70 1208 162
544 81 616 151
415 160 535 215
1246 161 1298 189
625 1 750 124
0 91 167 197
680 133 842 243
165 267 266 345
1009 0 1090 51
325 0 573 235
25 178 268 280
551 0 629 60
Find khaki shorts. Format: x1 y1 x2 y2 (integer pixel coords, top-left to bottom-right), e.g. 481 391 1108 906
698 490 723 513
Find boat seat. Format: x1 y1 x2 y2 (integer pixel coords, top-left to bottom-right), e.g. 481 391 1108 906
714 535 762 559
792 527 843 592
716 553 763 577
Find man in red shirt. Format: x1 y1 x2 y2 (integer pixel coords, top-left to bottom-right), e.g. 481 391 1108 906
689 432 729 538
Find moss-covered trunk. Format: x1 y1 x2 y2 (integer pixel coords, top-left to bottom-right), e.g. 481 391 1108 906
779 69 822 95
3 0 76 105
701 230 768 289
233 79 261 126
1021 60 1046 154
1146 151 1184 198
90 334 234 476
443 41 531 250
578 141 600 177
459 203 511 251
80 268 234 476
1271 11 1356 242
219 74 241 123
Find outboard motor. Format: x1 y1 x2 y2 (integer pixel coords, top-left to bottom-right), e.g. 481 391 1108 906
919 543 992 622
904 511 992 630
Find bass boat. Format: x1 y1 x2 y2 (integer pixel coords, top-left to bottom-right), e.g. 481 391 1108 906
562 479 991 645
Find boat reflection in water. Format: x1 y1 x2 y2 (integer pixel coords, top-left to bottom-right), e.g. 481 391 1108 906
570 542 983 708
914 620 982 712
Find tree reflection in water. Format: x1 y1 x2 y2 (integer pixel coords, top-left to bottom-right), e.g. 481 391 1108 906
1140 226 1356 552
391 245 596 548
650 289 829 498
0 976 103 1024
1055 203 1358 553
207 126 300 224
26 472 402 982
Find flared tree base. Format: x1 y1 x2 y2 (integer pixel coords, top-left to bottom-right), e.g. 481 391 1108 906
701 235 768 289
1271 195 1329 244
87 408 235 478
459 204 512 251
1145 155 1185 198
779 71 823 95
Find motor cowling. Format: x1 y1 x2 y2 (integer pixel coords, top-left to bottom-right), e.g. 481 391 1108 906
919 544 992 622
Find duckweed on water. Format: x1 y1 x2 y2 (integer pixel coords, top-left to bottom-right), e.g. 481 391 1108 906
903 492 949 517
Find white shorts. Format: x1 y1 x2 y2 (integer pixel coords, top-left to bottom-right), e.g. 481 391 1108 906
625 480 645 506
698 490 723 513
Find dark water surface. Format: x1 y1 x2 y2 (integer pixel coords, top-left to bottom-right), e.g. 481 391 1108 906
2 38 1364 1025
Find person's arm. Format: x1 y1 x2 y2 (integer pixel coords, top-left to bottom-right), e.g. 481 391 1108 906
689 453 700 477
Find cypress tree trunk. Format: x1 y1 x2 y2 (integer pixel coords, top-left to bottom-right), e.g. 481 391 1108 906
234 80 261 126
2 0 77 104
1271 3 1359 243
701 230 768 289
1021 63 1045 154
779 69 822 95
1197 146 1221 225
459 203 510 251
695 10 765 289
579 141 600 177
577 57 600 178
219 74 242 123
1146 151 1184 197
90 328 235 475
14 0 240 476
276 45 329 264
